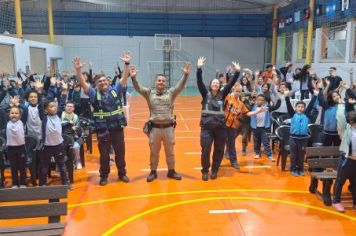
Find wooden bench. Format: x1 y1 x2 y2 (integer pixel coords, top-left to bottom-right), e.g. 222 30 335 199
306 146 340 206
0 185 68 236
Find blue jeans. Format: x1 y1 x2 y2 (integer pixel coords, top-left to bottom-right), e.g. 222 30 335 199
333 154 356 204
252 127 272 156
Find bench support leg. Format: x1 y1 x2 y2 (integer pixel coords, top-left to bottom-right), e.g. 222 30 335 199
309 177 318 193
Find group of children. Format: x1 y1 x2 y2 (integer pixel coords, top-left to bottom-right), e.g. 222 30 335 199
1 60 355 212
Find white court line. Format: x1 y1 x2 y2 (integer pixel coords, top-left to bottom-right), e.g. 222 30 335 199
178 112 190 131
185 152 201 155
141 168 168 172
87 170 116 174
242 166 271 169
209 209 248 214
126 137 199 140
193 166 271 170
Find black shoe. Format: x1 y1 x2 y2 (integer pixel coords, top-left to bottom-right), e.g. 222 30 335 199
202 173 209 181
147 171 157 182
119 175 130 183
167 169 182 180
210 172 218 179
99 178 108 186
231 162 240 169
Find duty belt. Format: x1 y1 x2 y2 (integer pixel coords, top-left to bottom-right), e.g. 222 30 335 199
151 123 174 128
93 108 124 119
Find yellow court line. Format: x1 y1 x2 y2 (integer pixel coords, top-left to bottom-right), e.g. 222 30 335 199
102 196 356 235
68 189 308 208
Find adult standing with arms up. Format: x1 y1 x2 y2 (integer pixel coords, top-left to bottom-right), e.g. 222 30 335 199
130 62 192 182
197 57 240 181
72 51 131 186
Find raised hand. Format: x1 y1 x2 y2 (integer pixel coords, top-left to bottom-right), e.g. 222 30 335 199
197 57 206 69
33 80 44 91
10 96 20 107
129 65 137 78
120 51 131 64
231 61 240 72
317 81 323 89
50 77 57 86
89 61 93 69
181 62 192 75
284 89 291 96
61 81 68 91
72 57 85 71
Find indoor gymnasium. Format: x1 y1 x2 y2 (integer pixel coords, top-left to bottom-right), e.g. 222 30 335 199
0 0 356 235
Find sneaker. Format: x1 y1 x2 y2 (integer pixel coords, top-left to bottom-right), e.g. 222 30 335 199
11 186 19 189
119 175 130 183
202 173 209 181
298 171 305 176
268 156 275 162
231 162 240 169
146 170 157 182
291 171 298 177
19 185 27 188
99 177 108 186
254 155 261 159
167 169 182 180
332 203 345 213
66 184 73 191
76 162 83 170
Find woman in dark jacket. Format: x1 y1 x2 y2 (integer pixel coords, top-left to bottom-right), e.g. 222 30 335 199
197 56 240 181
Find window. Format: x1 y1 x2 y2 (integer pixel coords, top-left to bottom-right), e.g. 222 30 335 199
0 43 15 75
285 32 293 62
264 38 272 64
278 33 293 64
30 47 46 74
297 28 315 62
321 22 347 60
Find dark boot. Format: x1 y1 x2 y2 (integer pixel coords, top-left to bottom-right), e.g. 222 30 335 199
146 170 157 182
167 169 182 180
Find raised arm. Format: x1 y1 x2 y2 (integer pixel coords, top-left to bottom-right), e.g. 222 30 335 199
305 91 318 115
222 61 241 98
129 65 150 99
119 51 131 88
72 57 90 94
285 96 295 117
196 56 208 98
171 62 192 100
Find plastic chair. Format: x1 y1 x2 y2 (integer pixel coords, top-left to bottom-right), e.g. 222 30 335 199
0 136 6 187
275 125 291 171
308 124 324 147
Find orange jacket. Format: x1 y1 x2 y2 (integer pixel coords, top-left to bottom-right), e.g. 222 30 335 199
224 94 249 128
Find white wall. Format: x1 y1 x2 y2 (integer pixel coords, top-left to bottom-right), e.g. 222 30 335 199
0 35 65 74
25 35 266 87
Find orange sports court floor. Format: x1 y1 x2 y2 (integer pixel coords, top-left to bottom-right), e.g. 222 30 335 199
1 95 356 236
